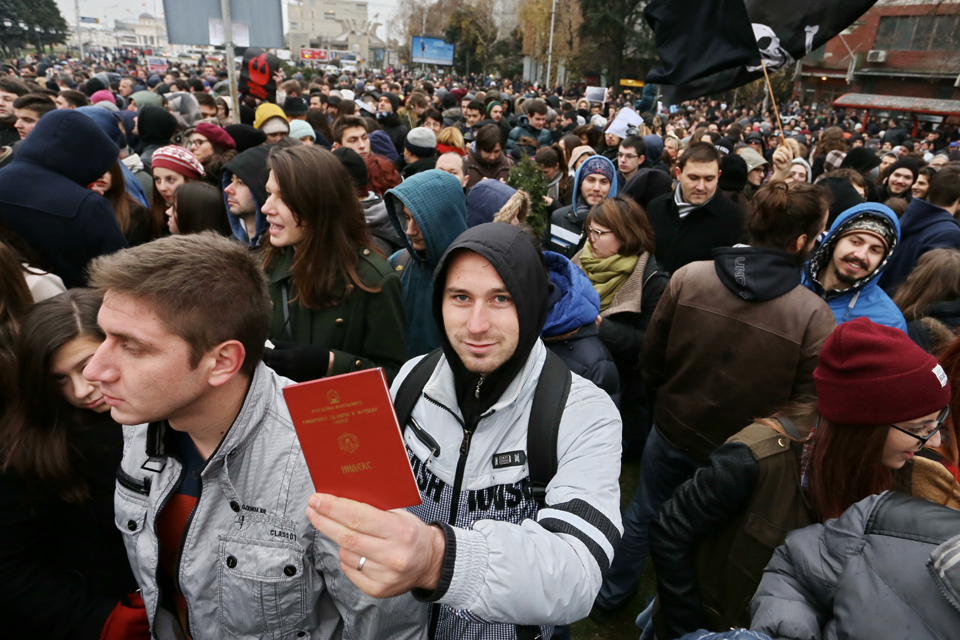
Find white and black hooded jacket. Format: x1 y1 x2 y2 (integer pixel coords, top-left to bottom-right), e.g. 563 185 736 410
392 223 623 640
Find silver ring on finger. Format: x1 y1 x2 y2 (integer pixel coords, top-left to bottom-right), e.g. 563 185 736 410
357 556 367 572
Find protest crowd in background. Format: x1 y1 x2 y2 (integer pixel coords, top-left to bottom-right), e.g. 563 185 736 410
2 40 960 640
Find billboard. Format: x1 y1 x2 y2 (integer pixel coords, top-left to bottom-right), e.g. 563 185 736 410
411 36 455 66
163 0 283 48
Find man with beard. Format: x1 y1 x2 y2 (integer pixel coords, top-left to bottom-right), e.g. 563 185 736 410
803 202 906 330
593 180 836 621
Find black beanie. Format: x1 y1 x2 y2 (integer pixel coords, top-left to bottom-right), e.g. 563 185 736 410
333 147 368 188
224 124 267 152
840 147 881 173
718 153 748 192
83 77 106 96
819 175 866 228
886 157 919 181
382 91 400 113
239 104 256 126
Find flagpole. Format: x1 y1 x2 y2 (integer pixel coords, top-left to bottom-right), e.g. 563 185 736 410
759 57 786 146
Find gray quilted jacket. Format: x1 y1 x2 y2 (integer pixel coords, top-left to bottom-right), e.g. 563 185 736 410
750 491 960 640
114 362 427 640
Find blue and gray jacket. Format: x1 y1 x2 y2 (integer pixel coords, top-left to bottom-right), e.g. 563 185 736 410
803 203 906 331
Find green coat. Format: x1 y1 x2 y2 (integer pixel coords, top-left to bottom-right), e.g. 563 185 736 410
266 247 408 383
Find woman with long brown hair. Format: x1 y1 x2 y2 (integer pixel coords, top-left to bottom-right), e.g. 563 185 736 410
0 289 142 638
893 248 960 353
260 145 407 382
89 160 152 246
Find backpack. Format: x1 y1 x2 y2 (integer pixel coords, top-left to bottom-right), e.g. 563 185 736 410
393 348 572 507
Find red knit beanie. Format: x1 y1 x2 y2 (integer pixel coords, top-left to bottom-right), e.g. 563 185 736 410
815 317 951 425
194 122 236 151
151 145 206 180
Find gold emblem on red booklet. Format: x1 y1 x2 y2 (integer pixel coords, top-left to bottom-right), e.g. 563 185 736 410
327 389 340 404
338 433 359 453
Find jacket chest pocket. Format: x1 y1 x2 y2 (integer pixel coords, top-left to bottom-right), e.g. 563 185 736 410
217 536 309 635
115 491 149 538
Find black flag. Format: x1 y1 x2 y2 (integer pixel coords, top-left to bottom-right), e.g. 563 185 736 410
650 0 879 101
645 0 759 87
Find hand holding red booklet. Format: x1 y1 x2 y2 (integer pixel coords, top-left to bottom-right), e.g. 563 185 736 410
283 368 422 511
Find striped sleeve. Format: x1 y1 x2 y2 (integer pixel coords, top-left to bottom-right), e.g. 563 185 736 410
537 497 621 573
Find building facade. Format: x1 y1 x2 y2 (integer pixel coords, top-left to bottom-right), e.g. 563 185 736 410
796 0 960 106
287 0 367 53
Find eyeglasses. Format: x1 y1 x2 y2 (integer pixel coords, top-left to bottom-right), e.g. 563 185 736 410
889 406 950 449
617 153 638 160
587 227 614 240
189 137 209 148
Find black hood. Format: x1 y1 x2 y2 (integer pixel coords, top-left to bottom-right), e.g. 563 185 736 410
713 246 802 302
137 105 178 146
431 223 550 420
221 143 272 207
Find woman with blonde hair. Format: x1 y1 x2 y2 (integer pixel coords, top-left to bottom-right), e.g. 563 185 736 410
893 248 960 352
436 126 466 155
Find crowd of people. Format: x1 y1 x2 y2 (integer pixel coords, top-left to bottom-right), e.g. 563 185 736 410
2 50 960 640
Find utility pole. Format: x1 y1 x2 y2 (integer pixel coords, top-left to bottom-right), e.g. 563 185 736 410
220 0 240 114
545 0 557 89
75 0 84 60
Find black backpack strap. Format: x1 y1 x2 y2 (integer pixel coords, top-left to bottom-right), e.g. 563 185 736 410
527 349 572 508
393 349 443 430
778 416 801 440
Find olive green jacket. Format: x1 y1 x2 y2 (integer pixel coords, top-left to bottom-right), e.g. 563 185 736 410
266 248 408 383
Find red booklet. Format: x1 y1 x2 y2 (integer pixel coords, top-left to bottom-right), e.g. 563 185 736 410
283 368 422 511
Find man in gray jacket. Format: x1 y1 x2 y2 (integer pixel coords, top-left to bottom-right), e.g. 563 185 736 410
83 233 425 640
306 223 624 640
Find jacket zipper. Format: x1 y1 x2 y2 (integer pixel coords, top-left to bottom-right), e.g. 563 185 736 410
407 416 441 460
151 454 185 631
117 467 151 496
422 392 496 640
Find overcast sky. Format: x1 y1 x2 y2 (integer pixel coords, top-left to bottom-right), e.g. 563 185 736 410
54 0 401 42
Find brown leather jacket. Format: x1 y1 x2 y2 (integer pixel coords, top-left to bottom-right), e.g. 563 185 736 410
643 256 836 464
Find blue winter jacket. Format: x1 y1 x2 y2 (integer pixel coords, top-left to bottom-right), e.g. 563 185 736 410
803 203 907 331
878 198 960 295
541 251 620 403
386 170 468 356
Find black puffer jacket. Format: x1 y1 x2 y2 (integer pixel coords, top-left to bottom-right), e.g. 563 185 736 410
0 421 137 639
